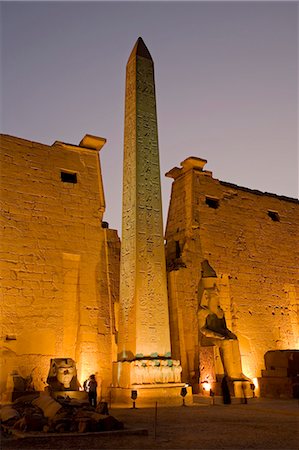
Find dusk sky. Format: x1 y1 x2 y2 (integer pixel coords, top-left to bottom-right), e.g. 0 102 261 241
1 1 298 232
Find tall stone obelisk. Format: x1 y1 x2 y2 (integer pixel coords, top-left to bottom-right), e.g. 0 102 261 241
118 37 171 361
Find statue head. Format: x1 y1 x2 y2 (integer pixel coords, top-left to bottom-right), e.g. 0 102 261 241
200 260 217 289
198 259 220 311
47 358 78 391
206 290 221 314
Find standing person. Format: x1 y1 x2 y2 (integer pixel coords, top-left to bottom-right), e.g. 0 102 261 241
241 382 248 404
221 375 231 405
84 374 98 408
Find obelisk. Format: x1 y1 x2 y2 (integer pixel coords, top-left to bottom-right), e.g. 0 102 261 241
118 37 171 361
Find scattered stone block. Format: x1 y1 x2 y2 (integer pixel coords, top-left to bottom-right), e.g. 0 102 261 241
32 394 62 418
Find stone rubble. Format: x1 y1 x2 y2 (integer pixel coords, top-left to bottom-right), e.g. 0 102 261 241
0 394 123 435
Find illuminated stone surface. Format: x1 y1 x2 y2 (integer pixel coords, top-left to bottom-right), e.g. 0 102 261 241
113 359 183 388
165 157 299 390
0 134 120 400
118 38 171 360
197 260 248 380
110 384 193 406
1 38 298 403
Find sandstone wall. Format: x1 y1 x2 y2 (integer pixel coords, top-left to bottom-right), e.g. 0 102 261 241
0 134 120 400
165 158 299 389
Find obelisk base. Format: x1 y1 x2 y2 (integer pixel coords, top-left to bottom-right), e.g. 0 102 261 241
110 384 192 406
113 359 184 386
112 360 192 406
212 379 252 398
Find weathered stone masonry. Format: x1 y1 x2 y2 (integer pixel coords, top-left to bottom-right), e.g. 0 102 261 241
1 135 298 399
0 134 120 400
165 157 299 389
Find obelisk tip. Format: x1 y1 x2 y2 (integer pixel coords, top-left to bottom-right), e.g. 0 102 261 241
128 37 152 61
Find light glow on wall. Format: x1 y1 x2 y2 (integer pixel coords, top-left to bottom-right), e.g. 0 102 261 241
202 381 211 391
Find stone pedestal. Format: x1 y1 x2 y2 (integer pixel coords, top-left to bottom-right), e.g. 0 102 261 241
209 380 252 398
232 380 252 399
51 391 88 402
259 350 299 399
111 384 192 406
259 376 298 399
112 358 191 405
113 359 183 387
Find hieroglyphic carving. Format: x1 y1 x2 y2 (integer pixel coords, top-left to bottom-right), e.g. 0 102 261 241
118 53 137 359
118 39 171 360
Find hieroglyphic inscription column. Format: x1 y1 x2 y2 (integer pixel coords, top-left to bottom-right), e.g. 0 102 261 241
118 37 171 360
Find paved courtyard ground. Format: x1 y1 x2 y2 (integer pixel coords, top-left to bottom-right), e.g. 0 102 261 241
2 397 299 450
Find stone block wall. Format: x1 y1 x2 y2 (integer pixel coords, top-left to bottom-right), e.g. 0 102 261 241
0 134 120 400
165 158 299 389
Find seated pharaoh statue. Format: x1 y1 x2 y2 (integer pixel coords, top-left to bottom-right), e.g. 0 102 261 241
46 358 80 392
197 260 249 381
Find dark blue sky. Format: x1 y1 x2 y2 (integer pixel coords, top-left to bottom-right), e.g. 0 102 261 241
1 1 298 231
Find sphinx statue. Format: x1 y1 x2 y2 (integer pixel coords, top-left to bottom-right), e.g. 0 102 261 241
46 358 80 391
197 260 249 381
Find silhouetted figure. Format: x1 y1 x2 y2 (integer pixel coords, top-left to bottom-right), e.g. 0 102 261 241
84 374 98 407
221 375 231 405
241 382 248 404
250 383 256 398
